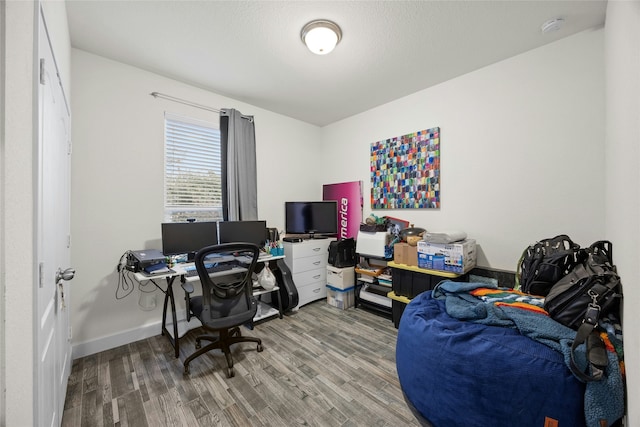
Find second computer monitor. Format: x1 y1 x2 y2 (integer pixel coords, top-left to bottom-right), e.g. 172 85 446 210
218 220 267 247
161 221 219 260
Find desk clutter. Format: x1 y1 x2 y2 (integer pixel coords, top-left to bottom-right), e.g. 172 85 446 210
264 240 284 256
124 248 257 277
183 262 234 277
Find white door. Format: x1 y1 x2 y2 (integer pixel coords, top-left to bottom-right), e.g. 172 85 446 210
36 12 73 427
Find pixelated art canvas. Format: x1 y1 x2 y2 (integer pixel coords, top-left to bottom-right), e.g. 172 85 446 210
370 127 440 209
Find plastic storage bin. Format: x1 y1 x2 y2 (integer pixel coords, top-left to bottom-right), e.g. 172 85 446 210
326 285 355 310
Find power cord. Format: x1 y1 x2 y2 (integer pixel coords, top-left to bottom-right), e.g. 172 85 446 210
116 250 164 301
116 250 135 299
139 279 159 293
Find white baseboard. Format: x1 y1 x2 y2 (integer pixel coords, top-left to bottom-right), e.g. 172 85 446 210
72 321 162 359
71 308 200 359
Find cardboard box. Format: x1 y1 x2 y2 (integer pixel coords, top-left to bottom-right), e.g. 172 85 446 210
326 285 355 310
394 242 419 267
326 265 355 290
417 239 477 274
393 243 405 264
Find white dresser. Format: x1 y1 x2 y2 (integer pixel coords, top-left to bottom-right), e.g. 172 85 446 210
283 238 334 308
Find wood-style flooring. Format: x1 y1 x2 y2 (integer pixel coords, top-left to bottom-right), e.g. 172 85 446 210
61 301 420 426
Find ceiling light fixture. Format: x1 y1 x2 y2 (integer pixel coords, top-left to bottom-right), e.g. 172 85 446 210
301 19 342 55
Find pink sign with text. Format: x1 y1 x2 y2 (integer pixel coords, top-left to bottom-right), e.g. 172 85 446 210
322 181 363 240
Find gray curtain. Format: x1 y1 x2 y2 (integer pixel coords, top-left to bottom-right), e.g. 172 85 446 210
220 108 258 221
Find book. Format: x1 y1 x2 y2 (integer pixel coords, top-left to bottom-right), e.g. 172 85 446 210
377 279 392 287
358 275 375 283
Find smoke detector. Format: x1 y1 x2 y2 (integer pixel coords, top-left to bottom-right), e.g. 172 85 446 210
541 17 565 34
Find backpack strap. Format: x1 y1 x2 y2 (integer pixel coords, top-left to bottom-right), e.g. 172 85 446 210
570 320 606 382
569 287 612 382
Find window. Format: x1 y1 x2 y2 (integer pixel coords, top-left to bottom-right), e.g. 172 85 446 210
164 113 224 222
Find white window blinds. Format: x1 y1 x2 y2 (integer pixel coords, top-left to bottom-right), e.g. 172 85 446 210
164 113 224 222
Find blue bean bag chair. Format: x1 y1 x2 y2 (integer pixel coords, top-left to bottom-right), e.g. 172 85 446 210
396 291 586 427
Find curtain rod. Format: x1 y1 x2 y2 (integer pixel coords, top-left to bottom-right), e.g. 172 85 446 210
150 91 253 121
150 92 220 113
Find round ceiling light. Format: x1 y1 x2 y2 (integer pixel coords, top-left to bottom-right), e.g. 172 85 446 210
301 19 342 55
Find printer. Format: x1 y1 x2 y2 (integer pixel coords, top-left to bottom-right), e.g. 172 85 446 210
355 231 389 258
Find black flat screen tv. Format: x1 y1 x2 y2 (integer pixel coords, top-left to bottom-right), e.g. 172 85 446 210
285 201 338 238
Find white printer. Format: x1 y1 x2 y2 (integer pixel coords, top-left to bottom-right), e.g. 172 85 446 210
355 231 389 258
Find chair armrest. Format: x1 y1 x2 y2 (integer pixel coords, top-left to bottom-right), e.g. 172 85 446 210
181 282 194 294
181 279 194 321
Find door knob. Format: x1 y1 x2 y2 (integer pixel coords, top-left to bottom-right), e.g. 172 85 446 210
56 267 75 282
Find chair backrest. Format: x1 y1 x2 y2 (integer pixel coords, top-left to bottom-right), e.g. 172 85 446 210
194 243 260 326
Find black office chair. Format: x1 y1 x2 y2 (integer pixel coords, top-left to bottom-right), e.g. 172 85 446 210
183 243 263 377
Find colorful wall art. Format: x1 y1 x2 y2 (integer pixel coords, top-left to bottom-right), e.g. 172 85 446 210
370 127 440 209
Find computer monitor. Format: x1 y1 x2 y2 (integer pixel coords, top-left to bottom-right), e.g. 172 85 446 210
161 221 219 260
218 220 267 247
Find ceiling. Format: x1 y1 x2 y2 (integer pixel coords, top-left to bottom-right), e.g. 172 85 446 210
65 0 607 127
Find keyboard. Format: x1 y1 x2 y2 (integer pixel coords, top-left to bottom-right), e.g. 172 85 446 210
184 263 234 277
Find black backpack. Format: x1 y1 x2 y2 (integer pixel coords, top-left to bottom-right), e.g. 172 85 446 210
517 234 584 296
544 240 622 329
544 240 623 382
328 238 356 268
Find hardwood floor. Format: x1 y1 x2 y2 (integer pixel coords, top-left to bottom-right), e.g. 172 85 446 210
61 301 419 426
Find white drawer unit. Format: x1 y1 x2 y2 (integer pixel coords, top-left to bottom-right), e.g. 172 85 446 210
297 283 327 307
291 256 325 273
284 238 334 308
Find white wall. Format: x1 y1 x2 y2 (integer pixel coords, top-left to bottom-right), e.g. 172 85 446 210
320 29 605 271
1 3 37 425
70 49 321 356
605 1 640 425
